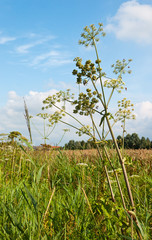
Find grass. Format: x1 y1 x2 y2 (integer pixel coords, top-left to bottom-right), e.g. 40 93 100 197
0 143 152 239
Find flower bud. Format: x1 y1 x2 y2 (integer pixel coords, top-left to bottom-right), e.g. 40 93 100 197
72 69 78 75
95 59 101 64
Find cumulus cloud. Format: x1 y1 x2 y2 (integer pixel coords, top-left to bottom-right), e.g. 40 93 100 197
0 90 56 142
135 101 152 119
1 90 152 145
114 101 152 138
0 89 89 145
106 0 152 44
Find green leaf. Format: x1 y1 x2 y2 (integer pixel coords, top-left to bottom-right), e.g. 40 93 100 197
4 205 28 238
36 164 46 184
20 138 33 150
18 144 35 166
21 189 31 210
118 234 135 240
99 116 105 127
23 184 37 213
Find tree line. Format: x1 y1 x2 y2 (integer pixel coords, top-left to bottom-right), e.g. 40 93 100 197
64 133 152 150
117 133 152 149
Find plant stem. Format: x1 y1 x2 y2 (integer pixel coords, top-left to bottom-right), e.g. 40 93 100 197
122 118 126 158
106 116 135 209
52 103 85 128
93 39 106 108
90 113 126 209
44 118 46 144
107 88 114 107
93 39 135 210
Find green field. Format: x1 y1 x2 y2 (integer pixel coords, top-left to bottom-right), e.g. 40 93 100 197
0 144 151 239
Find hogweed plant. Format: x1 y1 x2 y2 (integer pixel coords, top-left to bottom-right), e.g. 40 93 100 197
115 98 136 157
37 113 56 145
42 23 143 239
30 113 56 145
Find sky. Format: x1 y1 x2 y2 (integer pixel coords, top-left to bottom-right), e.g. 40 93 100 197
0 0 152 146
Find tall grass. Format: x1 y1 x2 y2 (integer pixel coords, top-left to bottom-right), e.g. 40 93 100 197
0 143 151 239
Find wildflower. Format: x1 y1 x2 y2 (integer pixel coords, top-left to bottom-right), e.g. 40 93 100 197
76 163 88 167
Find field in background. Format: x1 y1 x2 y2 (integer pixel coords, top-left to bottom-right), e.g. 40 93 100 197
62 148 152 162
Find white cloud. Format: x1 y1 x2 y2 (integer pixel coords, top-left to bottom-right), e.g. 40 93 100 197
30 50 72 68
16 35 55 53
47 78 74 90
0 89 80 145
135 101 152 119
14 34 72 68
31 51 59 65
0 89 92 145
0 90 56 141
106 0 152 44
16 43 36 53
0 36 16 44
113 101 152 138
0 31 71 69
1 90 152 145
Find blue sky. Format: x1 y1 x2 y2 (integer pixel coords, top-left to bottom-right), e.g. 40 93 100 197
0 0 152 145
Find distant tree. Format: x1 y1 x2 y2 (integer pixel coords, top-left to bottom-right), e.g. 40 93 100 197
140 137 147 149
64 140 86 150
75 141 82 149
124 133 140 149
124 134 131 149
65 134 152 150
81 140 86 149
66 140 75 150
85 141 92 149
130 133 140 149
146 137 151 149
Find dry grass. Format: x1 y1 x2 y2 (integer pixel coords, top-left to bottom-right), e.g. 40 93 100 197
61 148 152 163
125 149 152 161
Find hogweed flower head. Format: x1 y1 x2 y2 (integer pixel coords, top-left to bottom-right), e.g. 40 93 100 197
76 125 92 137
63 128 70 132
115 98 136 122
111 59 132 79
78 23 106 47
73 57 105 85
37 113 50 120
42 89 74 110
48 110 65 126
104 77 125 93
73 90 99 115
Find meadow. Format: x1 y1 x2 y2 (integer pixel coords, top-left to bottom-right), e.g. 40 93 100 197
0 143 151 239
1 23 152 239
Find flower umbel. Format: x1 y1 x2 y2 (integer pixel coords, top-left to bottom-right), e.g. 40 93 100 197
111 59 132 79
78 23 106 47
115 98 136 122
104 78 125 93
